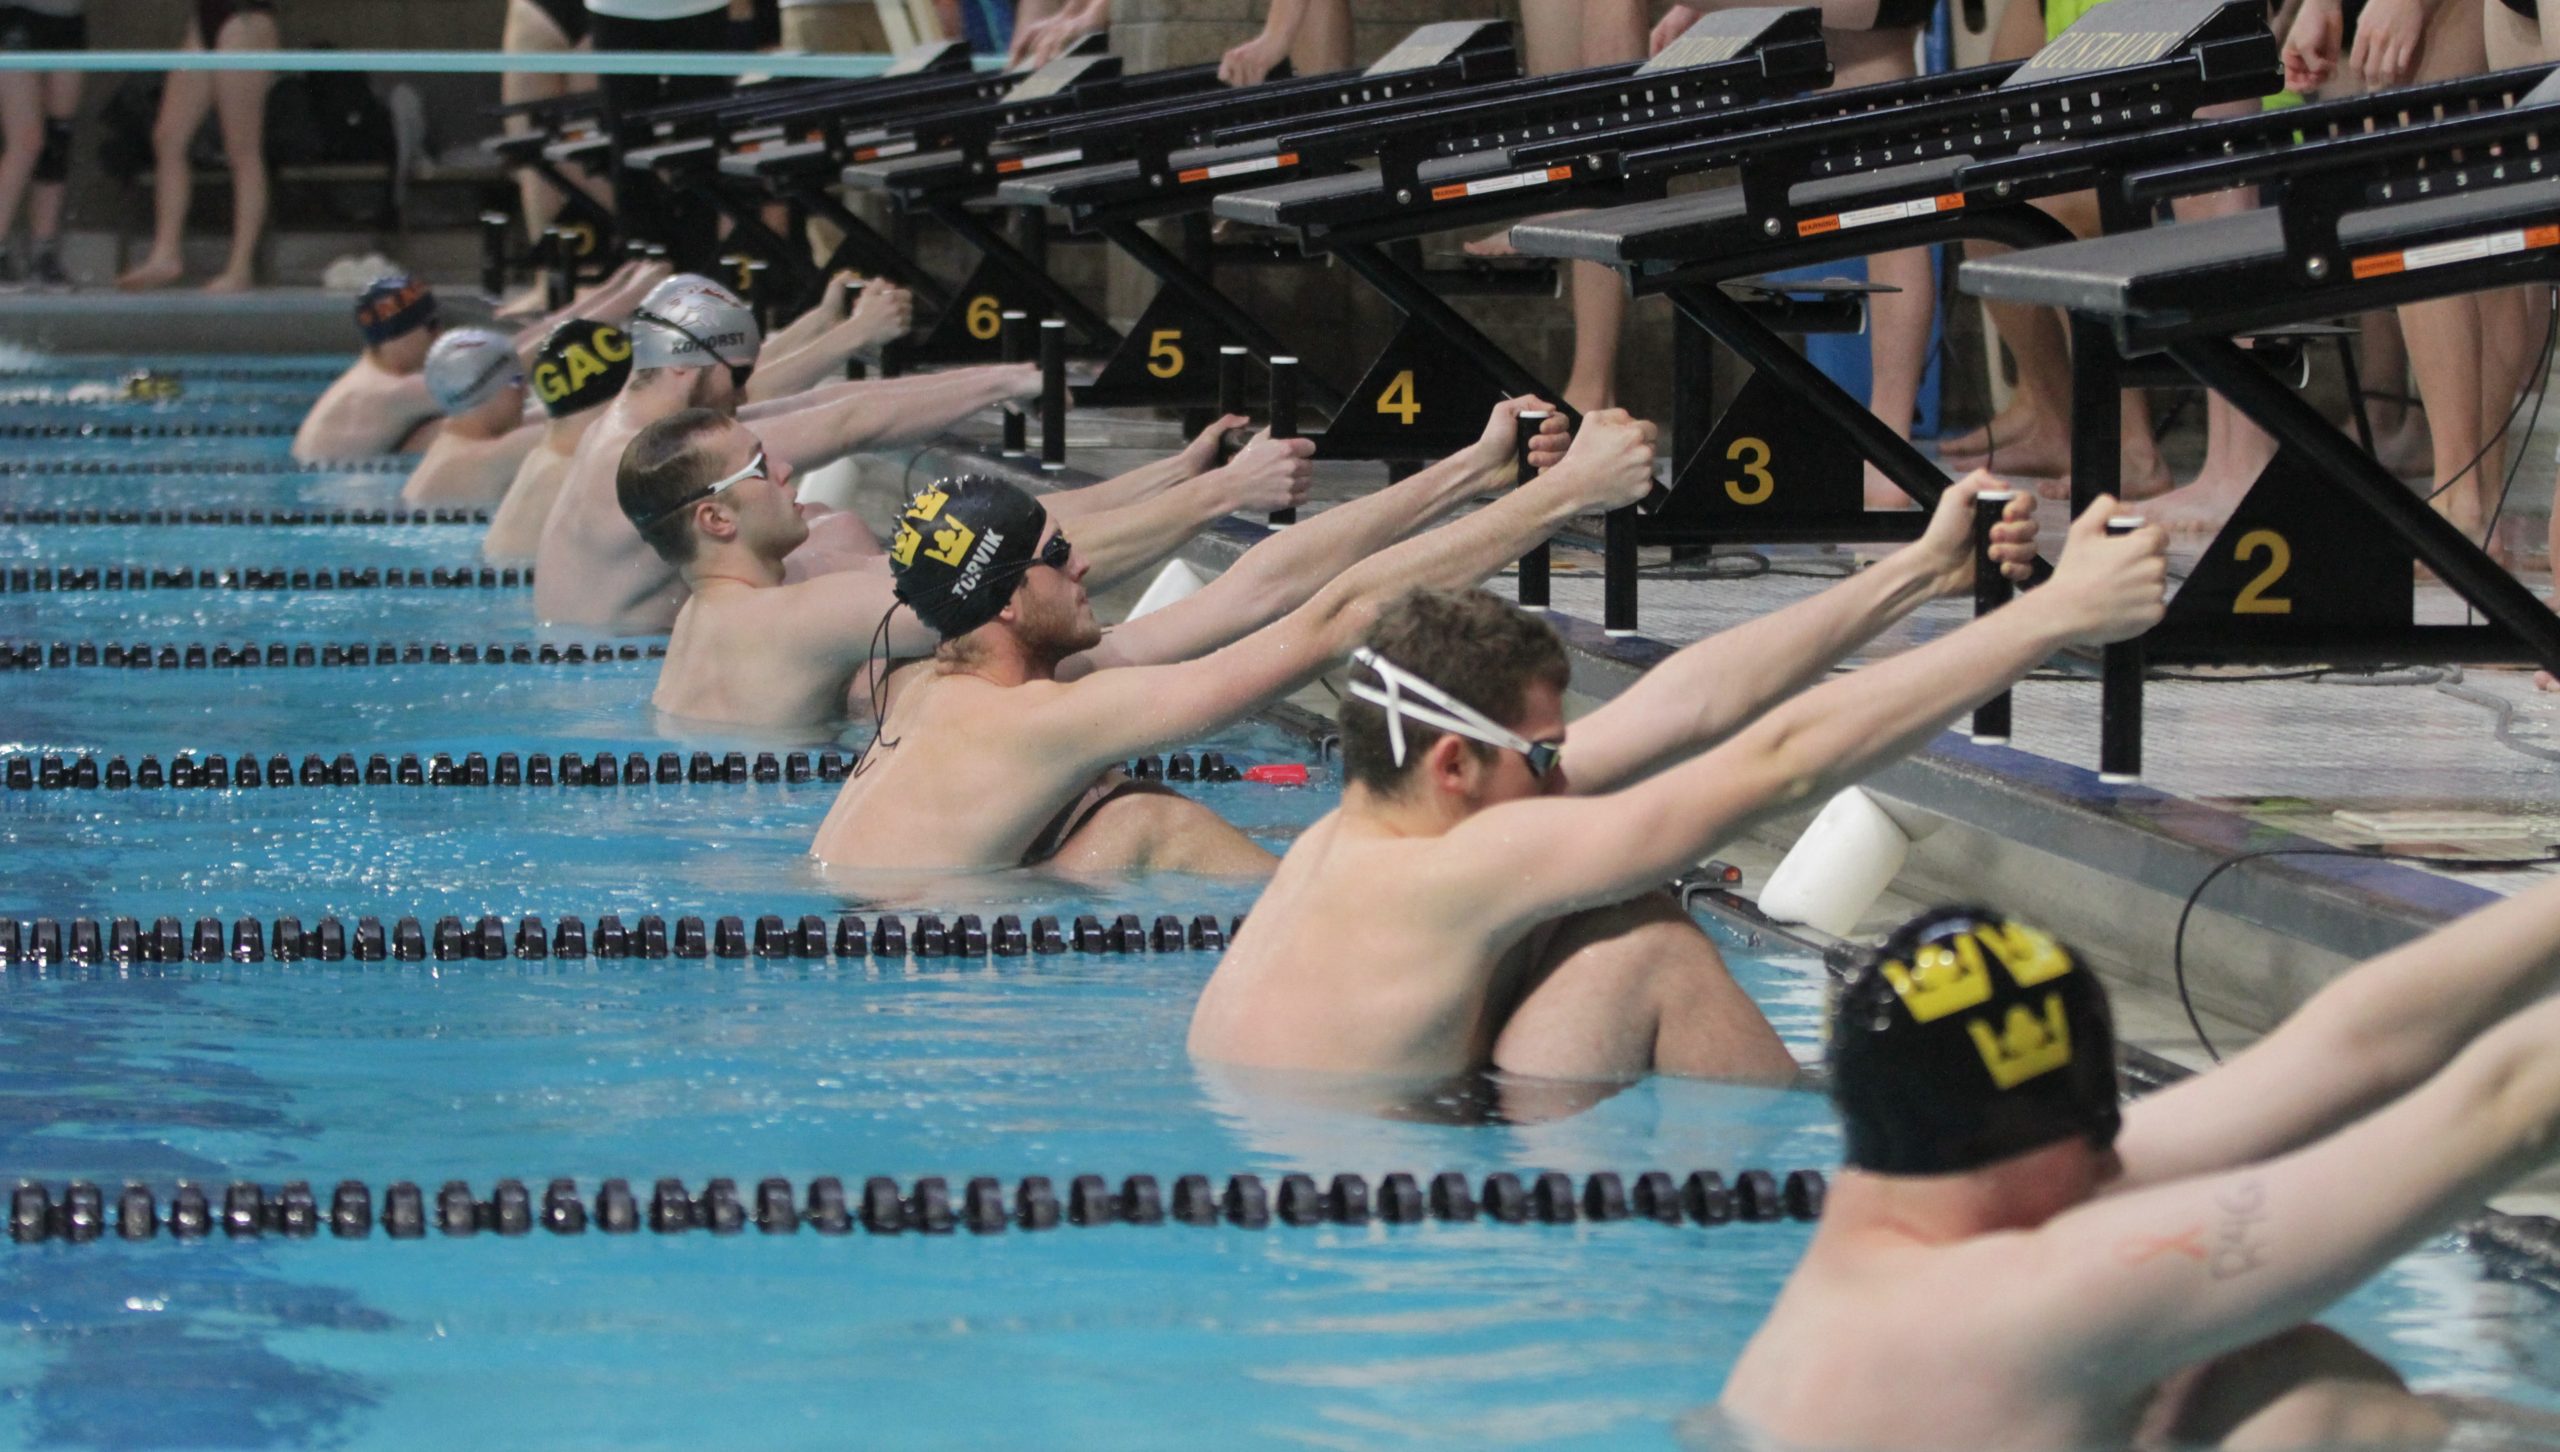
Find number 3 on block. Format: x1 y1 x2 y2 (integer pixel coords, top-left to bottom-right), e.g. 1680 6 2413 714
1724 437 1774 505
1375 370 1420 425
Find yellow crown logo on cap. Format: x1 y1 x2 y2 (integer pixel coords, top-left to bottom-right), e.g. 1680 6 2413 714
923 518 975 568
1881 936 1993 1024
890 486 952 567
1968 993 2073 1089
1976 919 2074 988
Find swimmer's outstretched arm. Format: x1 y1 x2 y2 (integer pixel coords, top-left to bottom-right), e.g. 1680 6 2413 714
1044 415 1246 519
505 260 667 367
758 273 855 365
749 281 914 402
2015 991 2560 1397
1562 474 2039 792
2116 870 2560 1188
1049 429 1315 593
1014 410 1657 768
1060 400 1571 678
750 365 1042 470
1441 503 2164 936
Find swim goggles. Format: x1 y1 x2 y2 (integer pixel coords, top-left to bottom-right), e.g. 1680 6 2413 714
634 307 756 393
1030 530 1072 573
642 446 768 530
1348 647 1562 779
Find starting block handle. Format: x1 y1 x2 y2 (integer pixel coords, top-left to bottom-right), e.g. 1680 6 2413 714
1267 356 1300 526
1516 409 1552 608
1040 318 1068 473
2099 515 2146 783
1970 490 2016 744
1000 310 1029 458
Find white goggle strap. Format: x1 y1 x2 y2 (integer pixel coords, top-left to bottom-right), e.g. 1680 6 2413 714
1346 647 1532 767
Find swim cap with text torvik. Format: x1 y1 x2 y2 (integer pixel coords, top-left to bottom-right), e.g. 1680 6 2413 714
887 475 1048 638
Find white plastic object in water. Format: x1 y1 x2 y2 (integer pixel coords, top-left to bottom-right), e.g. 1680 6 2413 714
794 456 863 513
1755 787 1911 937
1129 560 1206 620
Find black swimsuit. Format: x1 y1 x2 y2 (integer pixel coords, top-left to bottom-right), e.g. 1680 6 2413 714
195 0 275 42
529 0 590 43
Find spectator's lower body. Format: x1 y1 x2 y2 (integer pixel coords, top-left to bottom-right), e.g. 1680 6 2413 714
0 6 85 289
780 2 889 51
503 0 605 268
590 9 733 273
116 0 277 294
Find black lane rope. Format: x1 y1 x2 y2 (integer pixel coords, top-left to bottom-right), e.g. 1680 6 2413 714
7 1167 1827 1244
0 459 409 477
0 366 342 384
2 565 530 593
0 640 663 670
0 422 296 439
0 748 1247 793
0 907 1242 967
0 506 480 525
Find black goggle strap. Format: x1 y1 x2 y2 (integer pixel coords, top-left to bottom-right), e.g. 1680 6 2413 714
635 307 744 375
1347 647 1555 776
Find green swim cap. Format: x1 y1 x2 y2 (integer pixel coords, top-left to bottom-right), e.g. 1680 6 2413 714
1830 906 2121 1175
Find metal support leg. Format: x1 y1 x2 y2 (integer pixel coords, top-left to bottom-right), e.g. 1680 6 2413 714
1970 489 2016 743
1041 318 1069 472
2099 515 2144 783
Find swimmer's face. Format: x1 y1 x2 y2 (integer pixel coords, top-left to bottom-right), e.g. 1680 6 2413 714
711 427 804 559
1007 517 1099 657
1469 677 1568 808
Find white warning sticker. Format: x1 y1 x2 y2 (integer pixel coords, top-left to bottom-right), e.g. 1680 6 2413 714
1430 164 1573 203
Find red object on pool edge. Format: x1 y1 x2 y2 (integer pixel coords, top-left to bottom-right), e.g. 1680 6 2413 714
1243 764 1309 786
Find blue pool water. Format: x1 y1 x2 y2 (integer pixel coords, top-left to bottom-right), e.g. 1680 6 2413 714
0 359 2554 1449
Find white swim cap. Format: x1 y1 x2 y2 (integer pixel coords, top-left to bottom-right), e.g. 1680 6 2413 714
629 274 763 372
422 328 524 415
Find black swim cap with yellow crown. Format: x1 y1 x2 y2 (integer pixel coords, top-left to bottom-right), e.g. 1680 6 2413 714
1830 905 2121 1176
530 317 633 419
887 475 1049 638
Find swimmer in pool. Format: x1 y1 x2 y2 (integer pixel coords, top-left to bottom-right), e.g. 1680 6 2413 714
1721 887 2560 1452
533 272 1039 634
1186 487 2141 1086
291 260 662 463
401 328 541 508
483 316 633 563
618 407 1313 731
806 399 1608 876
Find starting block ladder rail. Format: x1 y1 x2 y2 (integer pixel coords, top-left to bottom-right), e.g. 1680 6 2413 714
1500 0 2276 631
1960 106 2560 777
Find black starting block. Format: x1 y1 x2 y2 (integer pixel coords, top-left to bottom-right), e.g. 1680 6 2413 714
1503 0 2277 628
1210 6 1834 463
837 40 1239 365
1962 60 2560 777
995 20 1522 411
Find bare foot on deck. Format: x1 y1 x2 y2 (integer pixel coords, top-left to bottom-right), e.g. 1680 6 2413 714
494 284 550 322
2028 449 2176 504
1464 229 1519 258
1864 461 1924 510
201 270 254 296
114 255 183 292
2138 474 2251 534
1936 401 2043 467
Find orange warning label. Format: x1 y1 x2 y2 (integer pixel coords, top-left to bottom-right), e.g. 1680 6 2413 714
1429 164 1573 204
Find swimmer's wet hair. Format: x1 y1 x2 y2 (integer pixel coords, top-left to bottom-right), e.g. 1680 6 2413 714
616 407 735 565
1339 588 1567 796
